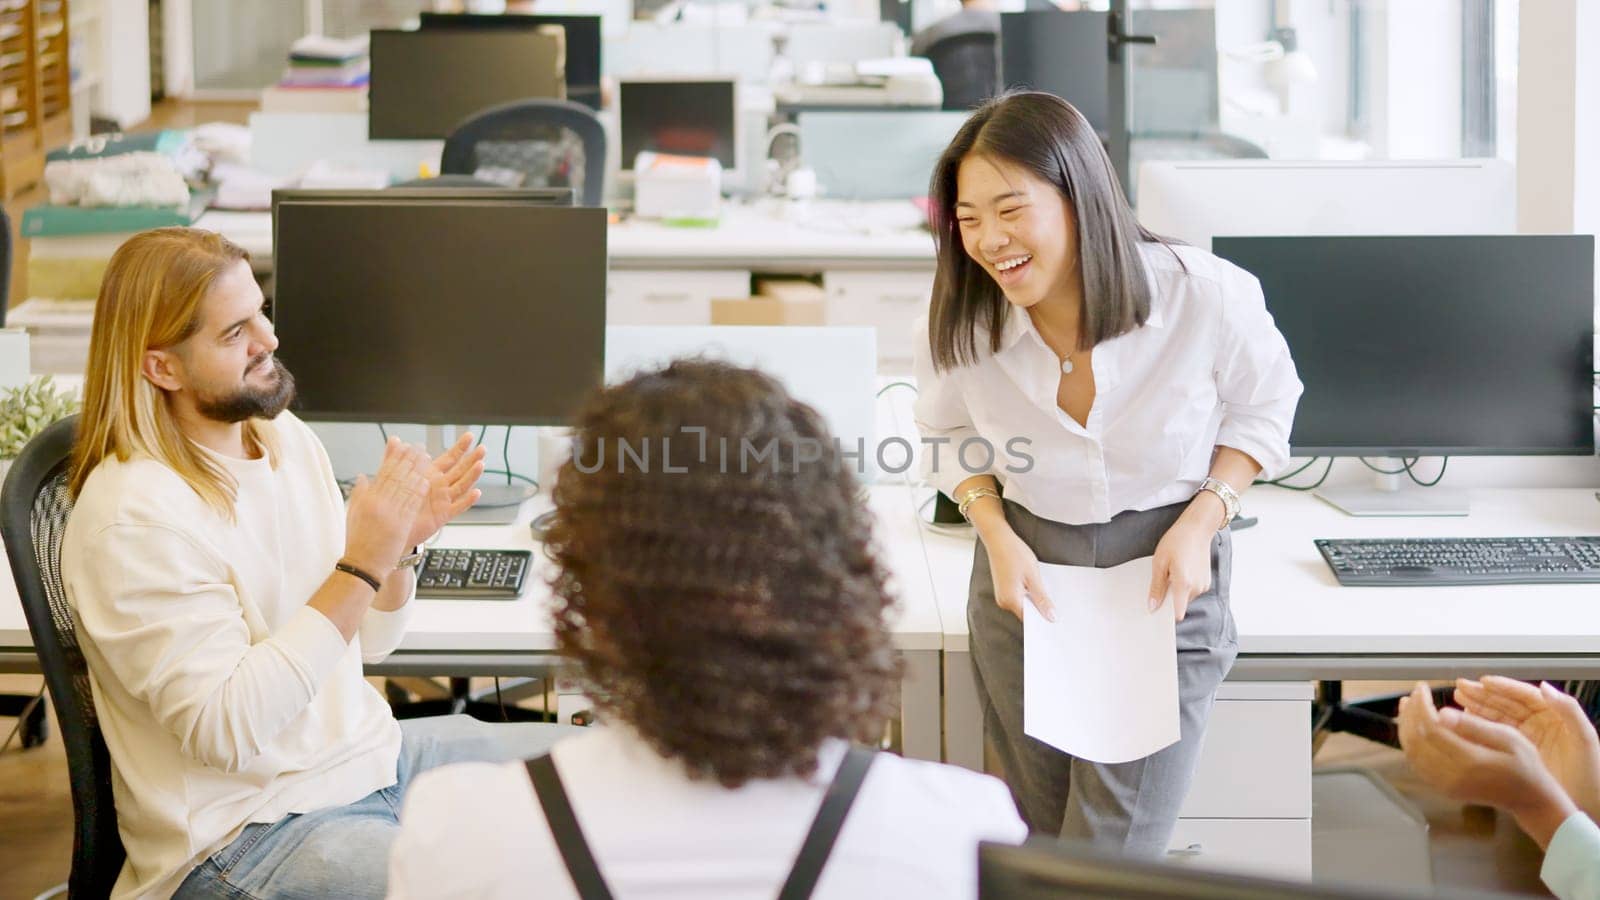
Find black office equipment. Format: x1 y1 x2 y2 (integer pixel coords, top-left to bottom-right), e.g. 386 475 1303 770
418 548 533 599
270 188 606 426
418 12 603 110
1213 235 1594 517
618 79 739 172
368 28 566 139
999 10 1109 134
978 838 1511 899
1316 536 1600 587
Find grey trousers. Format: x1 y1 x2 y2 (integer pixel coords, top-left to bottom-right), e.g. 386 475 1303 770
968 499 1238 856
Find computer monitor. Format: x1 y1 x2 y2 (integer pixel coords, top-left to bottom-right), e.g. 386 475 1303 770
1136 160 1516 250
1211 235 1595 516
617 79 740 178
978 839 1511 899
417 12 602 111
269 188 606 429
368 29 566 140
999 10 1110 135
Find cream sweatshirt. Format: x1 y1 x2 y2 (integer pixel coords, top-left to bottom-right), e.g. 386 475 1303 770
61 412 412 899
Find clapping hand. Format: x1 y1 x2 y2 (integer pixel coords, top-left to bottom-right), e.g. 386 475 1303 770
1454 676 1600 821
407 431 487 548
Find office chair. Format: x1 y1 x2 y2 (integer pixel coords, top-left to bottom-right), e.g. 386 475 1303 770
924 30 1000 112
442 99 607 207
0 206 42 749
0 206 12 328
1 415 126 898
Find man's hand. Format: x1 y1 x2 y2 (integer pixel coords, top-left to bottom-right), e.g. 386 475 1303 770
345 438 430 576
1398 682 1577 850
407 431 486 548
1455 676 1600 821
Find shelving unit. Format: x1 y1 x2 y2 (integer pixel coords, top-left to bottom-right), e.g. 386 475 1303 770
0 0 75 198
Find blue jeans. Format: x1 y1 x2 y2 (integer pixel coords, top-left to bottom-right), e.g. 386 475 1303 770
173 715 577 900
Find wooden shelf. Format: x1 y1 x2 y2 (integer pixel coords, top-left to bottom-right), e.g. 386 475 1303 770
0 0 69 198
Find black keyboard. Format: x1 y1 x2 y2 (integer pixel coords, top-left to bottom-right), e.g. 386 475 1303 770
416 548 531 599
1316 536 1600 586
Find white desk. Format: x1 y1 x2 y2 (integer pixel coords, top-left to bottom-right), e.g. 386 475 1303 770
0 484 947 760
924 486 1600 878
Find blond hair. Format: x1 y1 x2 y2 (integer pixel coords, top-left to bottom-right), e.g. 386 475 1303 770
69 227 280 519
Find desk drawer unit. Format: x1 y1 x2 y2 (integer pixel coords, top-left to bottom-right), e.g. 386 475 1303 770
607 270 750 325
823 269 934 366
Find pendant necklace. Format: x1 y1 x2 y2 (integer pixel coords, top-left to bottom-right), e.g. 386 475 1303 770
1060 352 1075 375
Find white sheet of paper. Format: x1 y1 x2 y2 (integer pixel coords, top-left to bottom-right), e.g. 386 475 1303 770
1023 557 1180 764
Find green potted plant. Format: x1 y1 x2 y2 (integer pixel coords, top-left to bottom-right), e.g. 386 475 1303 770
0 376 80 480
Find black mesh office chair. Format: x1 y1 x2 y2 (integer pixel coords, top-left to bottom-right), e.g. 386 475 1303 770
924 30 1000 111
0 204 43 748
1 415 126 897
442 99 607 207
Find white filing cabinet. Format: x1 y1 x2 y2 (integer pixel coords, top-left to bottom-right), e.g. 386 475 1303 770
607 270 750 325
1168 681 1314 880
823 269 935 368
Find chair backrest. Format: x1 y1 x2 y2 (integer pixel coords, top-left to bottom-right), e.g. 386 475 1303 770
0 415 124 897
441 99 608 207
0 205 12 327
926 30 999 112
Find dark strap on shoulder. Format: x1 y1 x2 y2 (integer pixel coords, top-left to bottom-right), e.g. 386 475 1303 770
776 746 878 900
526 754 615 900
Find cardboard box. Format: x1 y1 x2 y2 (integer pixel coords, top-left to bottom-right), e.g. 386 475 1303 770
754 279 827 303
710 296 826 326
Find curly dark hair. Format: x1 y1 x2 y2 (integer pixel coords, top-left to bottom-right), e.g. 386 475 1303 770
543 358 902 788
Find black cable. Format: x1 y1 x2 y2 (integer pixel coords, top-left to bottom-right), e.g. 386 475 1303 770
876 380 918 398
1402 456 1449 488
377 423 390 443
502 427 513 486
477 425 487 448
1359 457 1411 476
1264 457 1335 491
1255 457 1318 486
483 469 539 490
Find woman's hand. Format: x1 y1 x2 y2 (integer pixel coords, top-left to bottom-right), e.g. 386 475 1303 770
1148 519 1214 621
1399 682 1577 850
1454 676 1600 820
407 431 487 549
984 528 1056 623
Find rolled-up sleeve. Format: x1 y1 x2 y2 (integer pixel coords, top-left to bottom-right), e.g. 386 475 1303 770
72 522 350 774
1213 271 1302 477
1544 812 1600 900
912 316 988 498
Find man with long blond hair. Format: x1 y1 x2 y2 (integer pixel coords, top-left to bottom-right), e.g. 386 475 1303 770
61 227 574 899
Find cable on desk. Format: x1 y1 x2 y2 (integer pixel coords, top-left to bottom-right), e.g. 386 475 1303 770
377 423 390 444
876 380 919 399
1255 457 1320 486
1359 457 1414 476
1262 457 1335 491
1401 456 1449 488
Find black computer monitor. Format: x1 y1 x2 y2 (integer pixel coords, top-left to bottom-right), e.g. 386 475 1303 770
269 189 606 426
368 29 566 140
979 839 1511 899
1210 235 1595 459
417 12 602 111
999 10 1109 135
617 79 739 174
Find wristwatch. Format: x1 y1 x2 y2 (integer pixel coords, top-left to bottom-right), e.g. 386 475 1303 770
1197 477 1240 530
395 546 427 572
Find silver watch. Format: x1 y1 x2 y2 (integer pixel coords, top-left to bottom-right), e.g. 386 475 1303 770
395 547 427 571
1197 477 1240 529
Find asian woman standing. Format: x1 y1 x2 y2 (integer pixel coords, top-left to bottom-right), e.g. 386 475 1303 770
914 92 1302 854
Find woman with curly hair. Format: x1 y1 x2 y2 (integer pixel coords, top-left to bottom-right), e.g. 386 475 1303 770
385 359 1026 899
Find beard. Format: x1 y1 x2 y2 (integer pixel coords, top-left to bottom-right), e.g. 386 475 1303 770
194 355 297 423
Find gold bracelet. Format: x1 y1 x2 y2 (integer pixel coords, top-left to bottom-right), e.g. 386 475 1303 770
957 487 1002 521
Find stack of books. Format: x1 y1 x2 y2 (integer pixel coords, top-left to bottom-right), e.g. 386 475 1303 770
261 34 370 114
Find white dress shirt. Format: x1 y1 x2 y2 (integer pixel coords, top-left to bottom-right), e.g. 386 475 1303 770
913 241 1302 526
1545 812 1600 900
387 725 1029 900
62 411 412 899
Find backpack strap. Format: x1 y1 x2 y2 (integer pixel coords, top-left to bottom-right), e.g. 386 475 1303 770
526 754 615 900
776 746 878 900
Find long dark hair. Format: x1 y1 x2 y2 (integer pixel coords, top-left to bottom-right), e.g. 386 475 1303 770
927 91 1177 371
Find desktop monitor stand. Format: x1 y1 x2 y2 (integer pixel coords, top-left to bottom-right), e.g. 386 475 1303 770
1313 464 1468 517
426 425 534 526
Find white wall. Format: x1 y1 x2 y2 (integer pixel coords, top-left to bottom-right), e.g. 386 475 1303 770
1370 0 1463 158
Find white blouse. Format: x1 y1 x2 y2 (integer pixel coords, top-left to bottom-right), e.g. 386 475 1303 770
913 241 1302 526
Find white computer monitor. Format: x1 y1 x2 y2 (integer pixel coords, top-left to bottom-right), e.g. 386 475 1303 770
1134 159 1516 249
616 77 743 187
